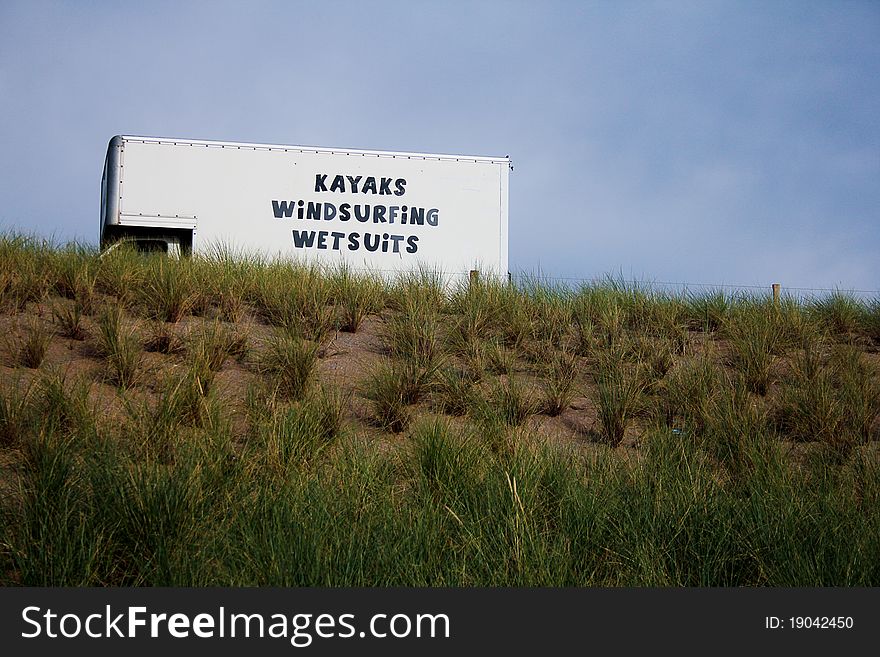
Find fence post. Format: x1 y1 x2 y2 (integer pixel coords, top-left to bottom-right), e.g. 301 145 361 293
772 283 781 306
469 269 479 285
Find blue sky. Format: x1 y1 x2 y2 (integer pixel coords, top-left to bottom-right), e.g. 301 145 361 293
1 0 877 292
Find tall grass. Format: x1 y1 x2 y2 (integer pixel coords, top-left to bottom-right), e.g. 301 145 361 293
2 345 879 586
141 258 197 323
11 318 53 368
252 262 335 341
0 234 52 313
724 304 785 395
363 360 412 433
331 266 383 333
258 331 320 401
52 300 87 340
95 306 143 388
541 349 579 416
51 245 99 314
593 359 645 446
1 234 880 587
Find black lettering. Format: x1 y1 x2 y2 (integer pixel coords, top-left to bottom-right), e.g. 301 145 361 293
373 206 387 223
379 177 392 195
330 231 346 250
389 234 405 253
381 232 389 252
323 203 337 221
306 202 322 220
406 235 419 253
409 207 424 225
364 233 380 252
362 177 377 194
348 233 360 250
314 174 327 192
297 200 304 220
346 175 362 193
394 179 406 196
427 209 439 226
272 200 295 218
388 206 399 223
330 175 346 193
316 231 328 249
339 203 351 221
354 205 371 222
292 230 316 248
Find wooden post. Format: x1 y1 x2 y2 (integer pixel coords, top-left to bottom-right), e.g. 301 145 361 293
772 283 781 306
469 269 479 284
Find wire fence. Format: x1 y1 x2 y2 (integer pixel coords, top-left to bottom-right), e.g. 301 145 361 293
357 266 879 300
345 266 878 299
504 272 880 299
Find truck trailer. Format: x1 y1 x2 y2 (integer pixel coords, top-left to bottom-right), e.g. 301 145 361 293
100 135 510 281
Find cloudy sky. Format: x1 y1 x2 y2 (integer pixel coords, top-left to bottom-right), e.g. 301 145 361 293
1 0 877 292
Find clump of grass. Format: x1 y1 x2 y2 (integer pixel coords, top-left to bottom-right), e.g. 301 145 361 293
258 331 320 400
830 346 880 447
143 321 185 355
458 339 488 381
363 360 411 433
593 360 645 446
383 293 442 369
307 384 348 443
381 291 443 402
124 364 219 461
524 283 572 349
809 292 866 337
541 350 578 416
11 427 101 586
52 301 87 340
141 258 197 323
408 418 482 499
685 289 730 332
446 278 498 353
1 247 51 313
625 332 675 385
0 377 36 447
485 340 516 376
433 366 477 416
776 368 843 445
724 306 785 395
52 246 99 314
252 263 335 342
13 318 53 368
187 321 248 371
394 358 441 405
254 391 345 475
200 245 257 323
863 299 880 345
34 370 94 438
386 268 446 314
572 315 596 357
497 299 532 350
658 355 720 431
702 376 773 479
96 246 143 307
475 377 537 428
333 267 382 333
95 306 143 388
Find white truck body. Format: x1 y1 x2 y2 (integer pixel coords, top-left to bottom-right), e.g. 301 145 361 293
100 136 510 281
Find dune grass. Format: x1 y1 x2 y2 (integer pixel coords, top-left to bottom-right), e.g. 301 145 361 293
0 234 878 586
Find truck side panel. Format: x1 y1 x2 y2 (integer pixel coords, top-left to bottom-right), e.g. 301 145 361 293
108 137 508 279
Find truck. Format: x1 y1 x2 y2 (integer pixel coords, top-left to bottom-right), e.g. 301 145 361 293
99 135 510 282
